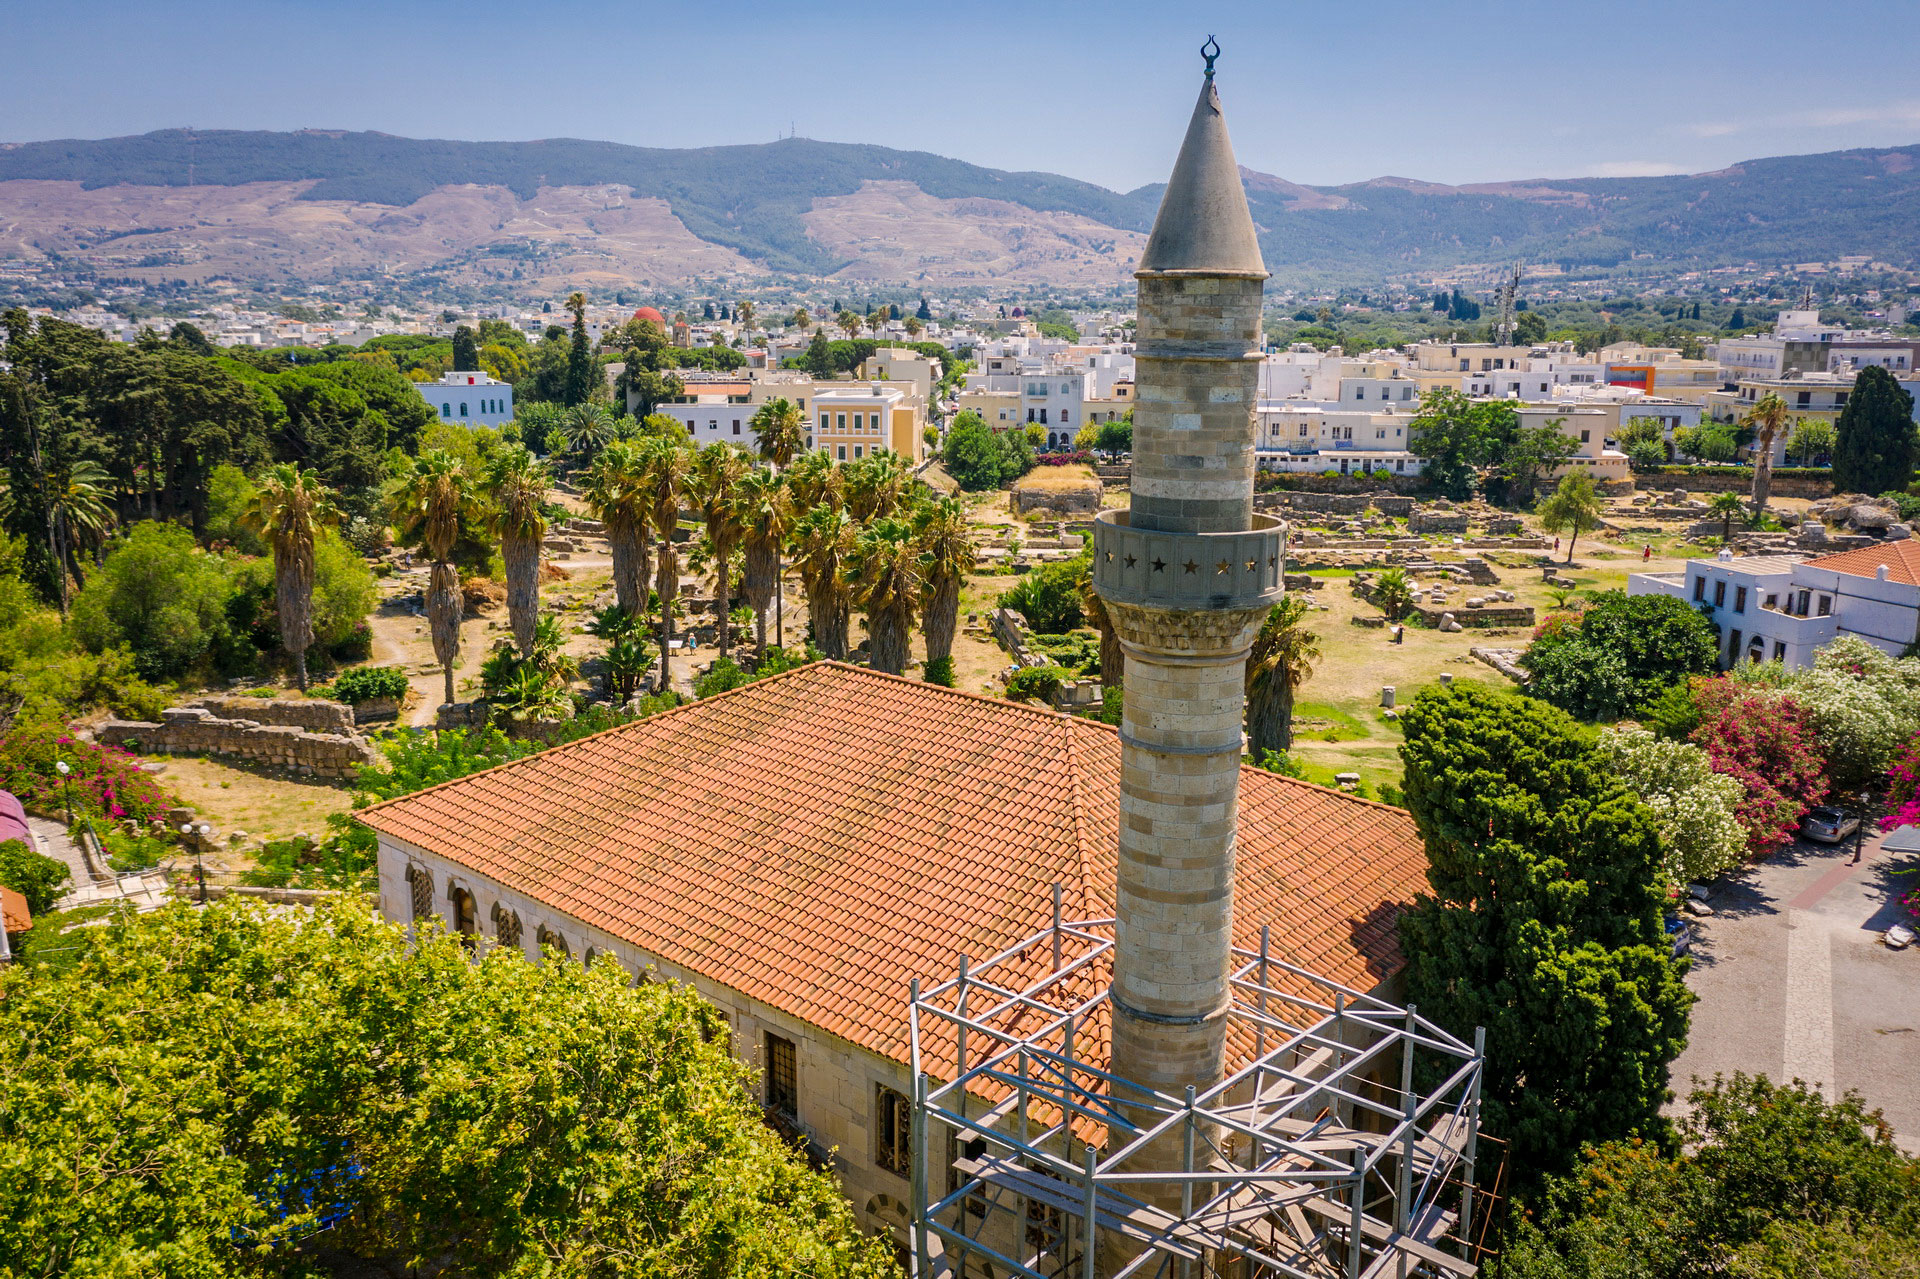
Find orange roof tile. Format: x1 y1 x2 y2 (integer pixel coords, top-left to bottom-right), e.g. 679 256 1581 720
1806 540 1920 587
359 663 1428 1069
1 884 29 935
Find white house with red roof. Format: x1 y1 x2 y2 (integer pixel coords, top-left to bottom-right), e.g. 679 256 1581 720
1630 541 1920 668
417 370 514 428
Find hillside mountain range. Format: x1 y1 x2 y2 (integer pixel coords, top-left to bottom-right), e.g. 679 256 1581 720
2 129 1916 293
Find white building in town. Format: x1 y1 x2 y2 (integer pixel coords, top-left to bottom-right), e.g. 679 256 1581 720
418 371 514 428
1630 542 1920 668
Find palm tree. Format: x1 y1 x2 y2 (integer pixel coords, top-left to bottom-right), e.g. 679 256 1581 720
903 316 923 339
240 463 340 691
785 450 845 513
640 437 695 690
566 291 588 326
1371 566 1416 622
392 450 479 707
791 504 856 659
693 443 750 659
837 310 862 339
735 299 756 343
912 498 975 684
481 443 551 659
562 402 616 458
1741 391 1790 516
844 450 912 522
790 307 811 332
735 469 794 659
751 397 807 471
1245 596 1322 759
582 440 652 618
1708 490 1746 543
867 307 889 335
41 459 116 612
844 517 922 675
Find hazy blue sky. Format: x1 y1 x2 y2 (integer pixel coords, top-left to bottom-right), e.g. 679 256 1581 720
8 0 1920 190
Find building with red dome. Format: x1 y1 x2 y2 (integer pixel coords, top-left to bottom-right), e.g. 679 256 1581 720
632 306 666 325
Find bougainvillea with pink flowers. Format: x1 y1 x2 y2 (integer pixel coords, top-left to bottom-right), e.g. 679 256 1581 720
0 723 174 822
1688 678 1827 855
1887 730 1920 832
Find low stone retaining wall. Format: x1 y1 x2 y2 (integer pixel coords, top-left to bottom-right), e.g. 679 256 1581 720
100 704 375 779
1408 601 1534 629
193 696 354 734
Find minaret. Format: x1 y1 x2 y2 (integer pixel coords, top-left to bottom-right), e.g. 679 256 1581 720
1091 42 1282 1173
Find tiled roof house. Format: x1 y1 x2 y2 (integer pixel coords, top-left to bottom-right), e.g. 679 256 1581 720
359 661 1430 1241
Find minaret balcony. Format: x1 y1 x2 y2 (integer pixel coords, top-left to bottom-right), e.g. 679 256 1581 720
1090 509 1286 612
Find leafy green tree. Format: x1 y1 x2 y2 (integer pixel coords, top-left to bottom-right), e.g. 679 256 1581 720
1513 309 1549 344
1786 416 1836 465
451 324 480 372
1502 419 1582 505
1396 685 1693 1182
940 412 1005 491
1538 471 1605 562
1245 595 1320 758
1500 1074 1920 1279
70 522 241 680
801 329 834 378
1094 416 1133 453
1595 726 1748 886
1408 387 1506 499
1520 590 1720 721
0 896 900 1278
1832 365 1918 495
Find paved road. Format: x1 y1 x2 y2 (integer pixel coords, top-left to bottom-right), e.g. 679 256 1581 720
1670 826 1920 1152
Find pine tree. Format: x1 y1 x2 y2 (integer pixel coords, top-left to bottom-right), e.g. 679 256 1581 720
1397 686 1693 1184
564 292 595 407
916 297 932 322
452 325 480 373
1831 365 1917 495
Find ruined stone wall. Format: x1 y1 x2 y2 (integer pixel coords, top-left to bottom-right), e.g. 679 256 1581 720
99 705 376 779
190 697 354 734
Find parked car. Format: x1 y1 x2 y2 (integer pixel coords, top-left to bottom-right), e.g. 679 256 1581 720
1664 913 1692 959
1801 805 1861 844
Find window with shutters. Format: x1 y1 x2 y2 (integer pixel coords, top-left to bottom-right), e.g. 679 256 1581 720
766 1033 798 1115
875 1085 912 1177
406 864 433 922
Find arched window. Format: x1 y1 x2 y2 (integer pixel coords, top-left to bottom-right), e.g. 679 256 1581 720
536 924 571 959
584 945 602 968
491 901 522 949
442 403 452 417
459 402 469 417
405 864 433 922
448 885 478 947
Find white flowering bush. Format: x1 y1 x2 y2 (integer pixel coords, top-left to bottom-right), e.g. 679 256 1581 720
1787 636 1920 790
1597 726 1749 885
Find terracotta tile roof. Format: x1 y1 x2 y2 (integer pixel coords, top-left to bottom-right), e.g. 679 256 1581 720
1 884 29 935
1806 540 1920 587
359 663 1428 1070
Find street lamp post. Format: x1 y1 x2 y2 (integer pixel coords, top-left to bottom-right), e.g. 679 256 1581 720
55 759 72 826
181 822 208 903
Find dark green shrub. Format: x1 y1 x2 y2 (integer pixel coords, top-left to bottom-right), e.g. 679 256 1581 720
331 666 410 705
922 656 954 687
1004 665 1063 703
0 838 72 915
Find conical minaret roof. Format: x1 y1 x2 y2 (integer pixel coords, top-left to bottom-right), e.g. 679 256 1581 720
1137 59 1267 278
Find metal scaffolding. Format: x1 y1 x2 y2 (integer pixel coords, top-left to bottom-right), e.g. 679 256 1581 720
907 906 1486 1279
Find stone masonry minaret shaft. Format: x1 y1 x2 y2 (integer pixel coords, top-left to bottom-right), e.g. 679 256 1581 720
1090 52 1282 1157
